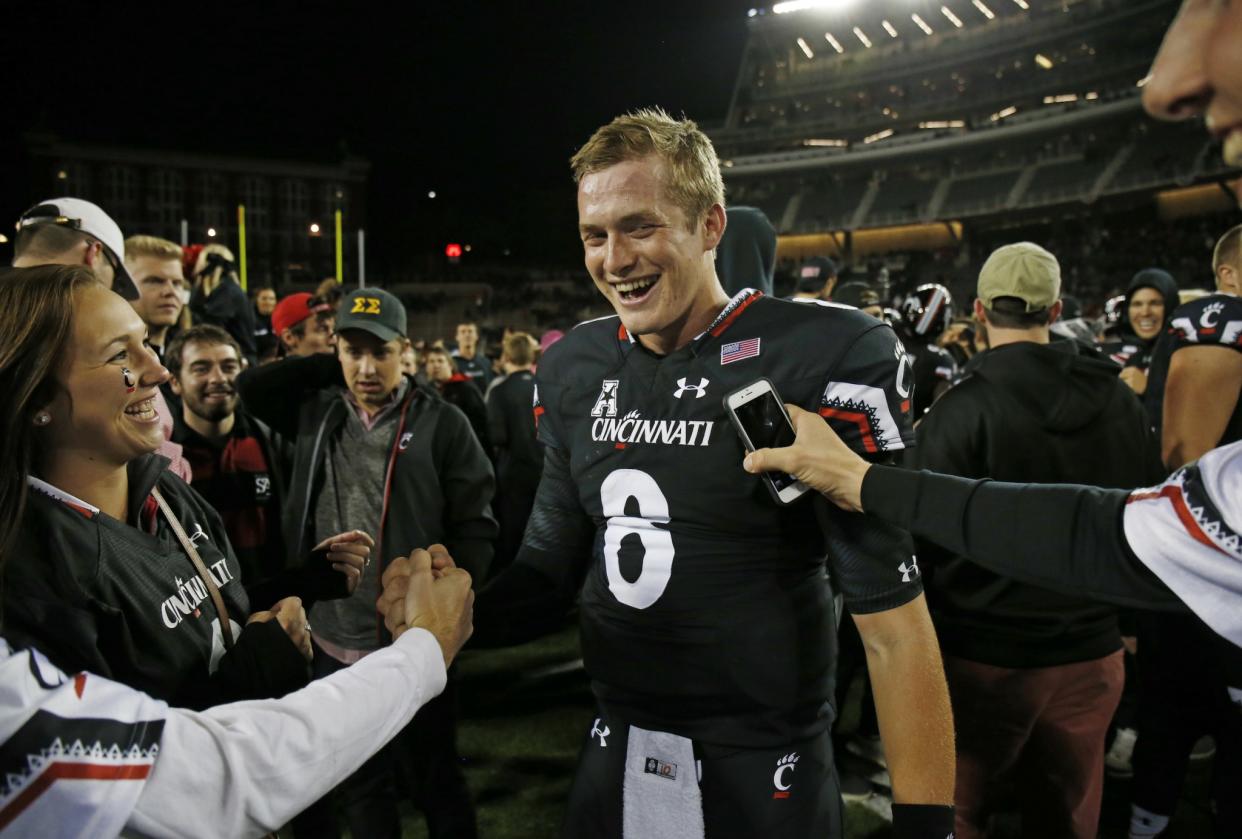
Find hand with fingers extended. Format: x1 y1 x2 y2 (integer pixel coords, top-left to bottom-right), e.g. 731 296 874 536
311 530 375 594
376 547 473 667
742 403 872 512
249 596 313 661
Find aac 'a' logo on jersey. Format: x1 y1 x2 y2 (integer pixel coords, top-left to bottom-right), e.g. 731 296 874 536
592 379 620 418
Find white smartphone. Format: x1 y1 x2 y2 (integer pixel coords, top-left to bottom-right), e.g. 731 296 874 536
723 378 810 505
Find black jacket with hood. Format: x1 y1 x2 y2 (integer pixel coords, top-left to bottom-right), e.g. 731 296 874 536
1101 268 1180 371
237 353 497 589
716 205 776 297
914 340 1163 667
1 455 309 710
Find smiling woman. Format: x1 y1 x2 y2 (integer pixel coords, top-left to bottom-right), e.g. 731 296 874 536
0 265 315 711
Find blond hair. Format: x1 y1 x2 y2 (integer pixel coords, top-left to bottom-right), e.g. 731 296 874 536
570 107 725 228
193 243 237 296
1212 224 1242 275
502 331 537 367
124 235 182 263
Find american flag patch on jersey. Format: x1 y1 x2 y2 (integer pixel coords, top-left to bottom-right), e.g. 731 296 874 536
721 338 761 365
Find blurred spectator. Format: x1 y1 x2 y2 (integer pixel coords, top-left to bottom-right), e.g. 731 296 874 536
914 243 1160 839
715 205 775 296
938 317 980 370
273 292 336 358
1100 269 1180 396
894 283 958 419
252 285 279 363
426 346 491 452
189 244 257 365
790 255 837 301
485 332 542 575
315 277 345 310
238 287 495 839
539 328 565 355
451 320 493 389
122 235 186 364
834 280 882 316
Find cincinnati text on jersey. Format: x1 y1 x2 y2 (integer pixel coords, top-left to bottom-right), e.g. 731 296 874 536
591 410 716 448
160 561 236 629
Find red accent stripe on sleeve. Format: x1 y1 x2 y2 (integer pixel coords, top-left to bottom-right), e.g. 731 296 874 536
618 323 629 341
0 762 153 830
819 407 878 453
1127 485 1227 555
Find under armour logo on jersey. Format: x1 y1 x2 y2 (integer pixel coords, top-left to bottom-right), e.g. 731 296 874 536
591 718 611 747
398 432 414 451
773 752 799 799
899 557 920 583
673 377 709 399
189 523 209 546
592 380 620 418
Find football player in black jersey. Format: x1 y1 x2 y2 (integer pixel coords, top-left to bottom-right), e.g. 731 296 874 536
1145 224 1242 467
431 108 954 838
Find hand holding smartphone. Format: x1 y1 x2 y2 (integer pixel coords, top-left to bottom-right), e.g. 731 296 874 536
724 378 809 504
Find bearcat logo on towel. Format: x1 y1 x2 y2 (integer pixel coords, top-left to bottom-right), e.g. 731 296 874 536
645 757 678 780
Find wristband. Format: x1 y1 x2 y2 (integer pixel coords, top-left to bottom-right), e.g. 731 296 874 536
891 803 955 838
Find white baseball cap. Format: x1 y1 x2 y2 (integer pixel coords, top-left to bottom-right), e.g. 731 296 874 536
15 197 137 299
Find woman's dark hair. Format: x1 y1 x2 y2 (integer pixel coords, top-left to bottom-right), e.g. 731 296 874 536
0 264 100 572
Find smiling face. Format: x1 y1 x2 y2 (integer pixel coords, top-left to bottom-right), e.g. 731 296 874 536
173 340 241 423
338 329 404 412
42 283 170 469
255 289 277 316
1143 0 1242 204
125 254 186 331
1128 287 1167 341
577 155 727 354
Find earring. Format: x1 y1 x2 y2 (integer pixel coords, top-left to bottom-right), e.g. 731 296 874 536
34 413 51 426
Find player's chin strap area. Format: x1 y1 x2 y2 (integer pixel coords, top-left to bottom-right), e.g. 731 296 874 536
622 726 703 839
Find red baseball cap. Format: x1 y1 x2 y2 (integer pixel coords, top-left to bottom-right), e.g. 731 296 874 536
272 292 332 336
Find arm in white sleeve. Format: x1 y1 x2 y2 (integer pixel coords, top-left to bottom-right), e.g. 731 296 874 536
128 628 446 839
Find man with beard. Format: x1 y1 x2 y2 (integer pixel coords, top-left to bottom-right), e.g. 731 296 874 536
167 324 290 587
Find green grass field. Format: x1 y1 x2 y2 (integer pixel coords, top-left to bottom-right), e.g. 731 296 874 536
383 623 1214 838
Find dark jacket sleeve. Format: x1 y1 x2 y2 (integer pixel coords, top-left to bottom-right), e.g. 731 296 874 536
431 402 498 582
471 445 594 646
486 380 509 455
188 619 309 710
860 465 1184 611
237 352 344 437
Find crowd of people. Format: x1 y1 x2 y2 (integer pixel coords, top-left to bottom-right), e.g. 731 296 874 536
0 2 1239 838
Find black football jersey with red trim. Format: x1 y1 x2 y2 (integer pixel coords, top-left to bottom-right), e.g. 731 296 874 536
1145 293 1242 445
532 290 921 747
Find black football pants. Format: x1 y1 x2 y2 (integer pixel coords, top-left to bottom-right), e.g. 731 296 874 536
562 707 843 839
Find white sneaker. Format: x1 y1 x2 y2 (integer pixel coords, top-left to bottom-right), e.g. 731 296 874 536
1106 727 1137 778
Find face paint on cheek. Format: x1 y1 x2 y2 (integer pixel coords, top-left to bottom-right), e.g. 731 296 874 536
122 367 136 393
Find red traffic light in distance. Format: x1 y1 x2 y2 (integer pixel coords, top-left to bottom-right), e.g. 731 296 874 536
445 243 463 259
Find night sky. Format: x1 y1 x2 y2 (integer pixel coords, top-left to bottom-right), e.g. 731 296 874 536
2 1 756 274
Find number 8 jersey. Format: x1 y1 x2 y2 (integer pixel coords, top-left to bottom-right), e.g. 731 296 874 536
509 290 921 748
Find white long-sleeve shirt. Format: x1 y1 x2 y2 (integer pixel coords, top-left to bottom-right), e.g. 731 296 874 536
0 629 446 838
